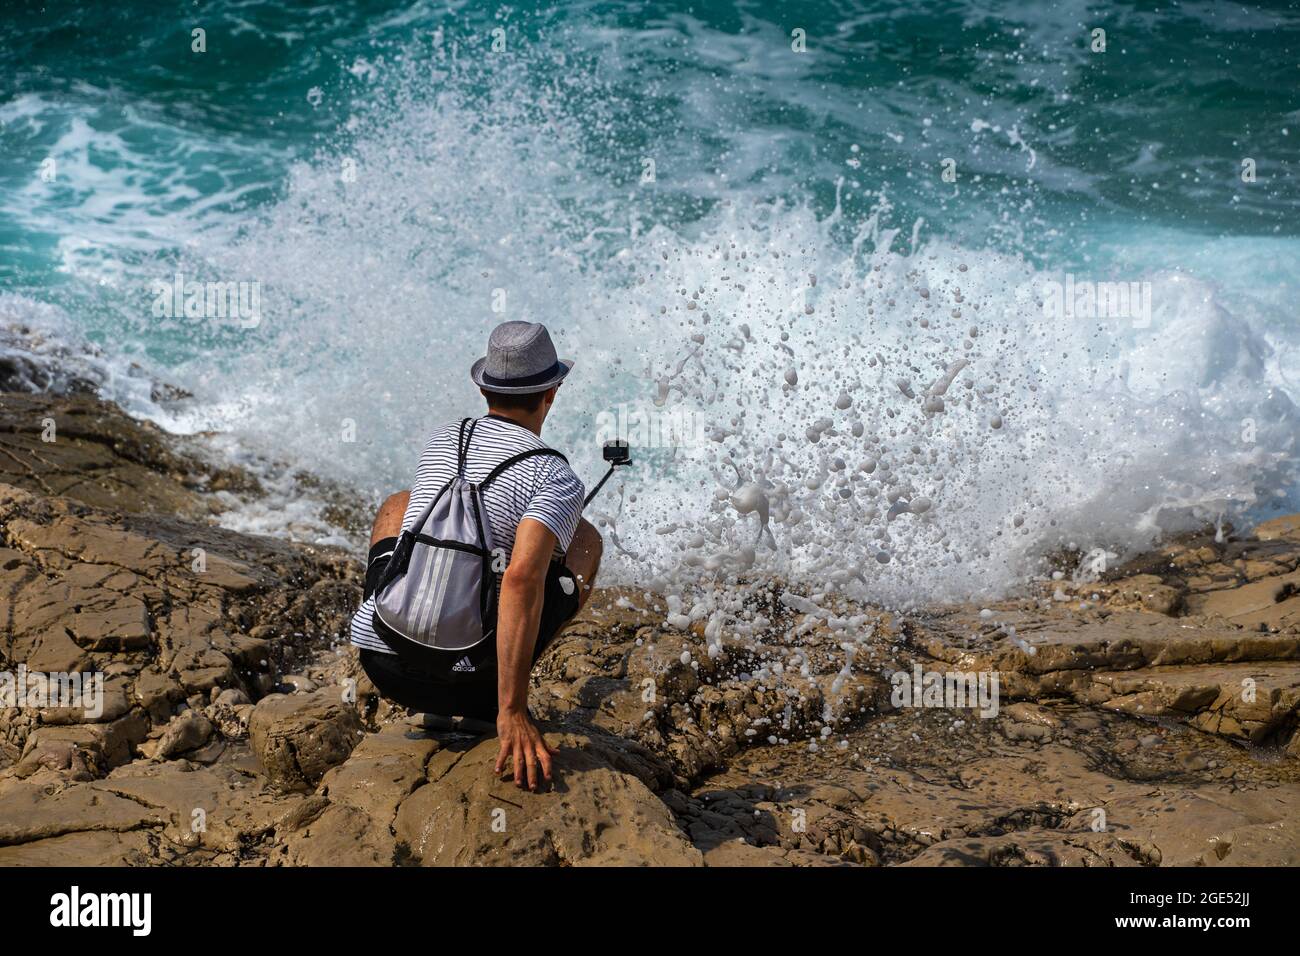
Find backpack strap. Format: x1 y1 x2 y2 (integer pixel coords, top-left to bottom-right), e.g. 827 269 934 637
456 417 478 477
479 448 568 492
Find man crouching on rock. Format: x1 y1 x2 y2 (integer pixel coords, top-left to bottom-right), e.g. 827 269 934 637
349 321 602 790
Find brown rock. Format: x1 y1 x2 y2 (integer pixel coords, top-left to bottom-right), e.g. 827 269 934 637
1086 662 1300 745
155 709 215 759
316 724 438 821
278 803 397 866
93 757 304 853
1002 721 1052 743
0 780 162 846
1003 702 1063 728
0 393 228 518
1254 514 1300 543
703 839 795 866
1188 570 1300 623
249 689 364 791
17 711 150 773
393 731 701 866
133 669 183 723
0 830 158 866
38 676 130 725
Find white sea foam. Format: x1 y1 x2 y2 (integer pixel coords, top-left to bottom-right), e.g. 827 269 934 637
183 82 1297 617
3 40 1296 627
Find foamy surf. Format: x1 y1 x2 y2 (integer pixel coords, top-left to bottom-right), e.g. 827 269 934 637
1 10 1297 624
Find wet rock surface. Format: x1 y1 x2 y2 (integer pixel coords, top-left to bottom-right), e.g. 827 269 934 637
0 392 1297 866
0 393 256 518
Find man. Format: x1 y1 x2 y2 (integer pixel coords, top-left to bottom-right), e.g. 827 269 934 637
350 321 602 791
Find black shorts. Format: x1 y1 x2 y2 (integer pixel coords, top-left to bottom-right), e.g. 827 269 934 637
358 536 580 721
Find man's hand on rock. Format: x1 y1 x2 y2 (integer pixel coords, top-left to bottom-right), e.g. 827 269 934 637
495 707 553 791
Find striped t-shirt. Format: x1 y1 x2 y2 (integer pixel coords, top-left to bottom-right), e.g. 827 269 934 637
350 415 586 655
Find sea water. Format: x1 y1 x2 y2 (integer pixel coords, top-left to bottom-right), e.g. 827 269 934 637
1 0 1297 612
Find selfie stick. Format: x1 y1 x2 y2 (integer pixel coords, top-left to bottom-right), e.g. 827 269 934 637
584 440 633 508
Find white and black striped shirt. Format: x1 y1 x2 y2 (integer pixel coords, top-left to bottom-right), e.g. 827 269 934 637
350 415 585 654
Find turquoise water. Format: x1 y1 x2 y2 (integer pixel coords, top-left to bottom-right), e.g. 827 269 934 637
2 0 1299 601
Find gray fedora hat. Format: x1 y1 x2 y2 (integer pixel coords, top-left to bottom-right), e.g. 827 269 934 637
470 321 574 395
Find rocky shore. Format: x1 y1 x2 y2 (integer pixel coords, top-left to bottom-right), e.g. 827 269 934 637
1 391 1298 866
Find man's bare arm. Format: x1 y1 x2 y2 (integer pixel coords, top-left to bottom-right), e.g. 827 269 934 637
370 490 409 545
493 517 557 789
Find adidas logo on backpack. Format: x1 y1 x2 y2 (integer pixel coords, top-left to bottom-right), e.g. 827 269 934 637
370 417 568 665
